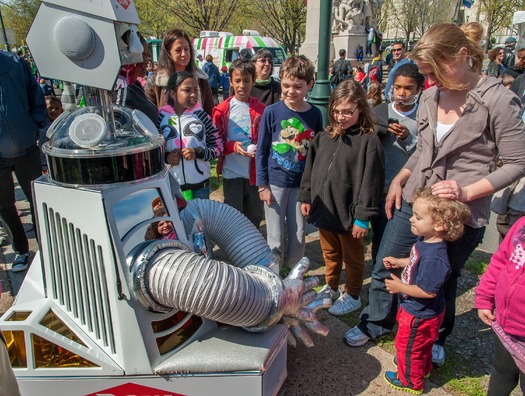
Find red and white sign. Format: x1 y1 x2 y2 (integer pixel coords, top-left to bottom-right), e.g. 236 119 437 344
115 0 131 10
86 383 185 396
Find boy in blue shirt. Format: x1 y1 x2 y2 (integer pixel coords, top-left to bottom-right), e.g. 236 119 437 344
256 55 323 269
219 66 230 102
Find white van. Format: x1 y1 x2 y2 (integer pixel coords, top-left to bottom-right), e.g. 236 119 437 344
193 30 287 79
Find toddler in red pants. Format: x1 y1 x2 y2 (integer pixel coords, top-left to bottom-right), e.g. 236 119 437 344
382 188 470 394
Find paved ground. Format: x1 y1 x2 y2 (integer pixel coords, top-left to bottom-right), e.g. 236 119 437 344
0 179 454 396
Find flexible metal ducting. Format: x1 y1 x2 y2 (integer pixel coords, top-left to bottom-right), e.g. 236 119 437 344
179 199 279 270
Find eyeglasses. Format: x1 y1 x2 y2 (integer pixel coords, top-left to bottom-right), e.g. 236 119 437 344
256 59 273 64
333 107 358 118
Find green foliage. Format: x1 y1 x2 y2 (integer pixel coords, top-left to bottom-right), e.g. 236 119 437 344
464 256 489 275
433 351 489 396
0 0 40 46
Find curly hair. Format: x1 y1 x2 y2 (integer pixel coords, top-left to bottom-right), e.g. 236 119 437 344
413 188 471 242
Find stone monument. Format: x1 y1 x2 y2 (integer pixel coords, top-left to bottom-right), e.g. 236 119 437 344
300 0 383 66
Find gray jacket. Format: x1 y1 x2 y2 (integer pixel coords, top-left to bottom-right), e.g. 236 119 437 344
0 51 50 158
403 76 525 228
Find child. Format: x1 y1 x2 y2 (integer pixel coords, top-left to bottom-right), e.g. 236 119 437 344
38 96 63 173
298 79 384 315
212 59 266 228
255 55 323 269
366 81 382 107
475 216 525 395
144 208 177 240
219 66 230 102
371 63 424 262
356 45 364 62
159 71 223 200
382 187 470 394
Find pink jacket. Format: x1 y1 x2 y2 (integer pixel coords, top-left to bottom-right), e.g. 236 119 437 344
475 216 525 337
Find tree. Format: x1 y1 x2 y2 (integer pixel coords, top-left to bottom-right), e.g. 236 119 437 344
478 0 525 51
139 0 243 38
0 0 40 46
134 0 177 38
250 0 307 54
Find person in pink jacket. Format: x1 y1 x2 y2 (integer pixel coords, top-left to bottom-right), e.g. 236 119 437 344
475 216 525 395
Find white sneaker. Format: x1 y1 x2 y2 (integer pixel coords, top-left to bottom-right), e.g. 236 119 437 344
328 292 361 316
432 344 445 366
345 326 370 347
316 284 340 300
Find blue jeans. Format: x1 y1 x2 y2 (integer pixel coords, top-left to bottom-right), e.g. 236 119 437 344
192 186 210 200
359 199 485 345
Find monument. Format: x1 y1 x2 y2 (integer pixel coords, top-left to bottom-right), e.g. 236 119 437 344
300 0 383 66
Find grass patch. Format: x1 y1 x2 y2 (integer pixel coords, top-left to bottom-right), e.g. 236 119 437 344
433 351 489 396
209 159 222 193
464 256 489 275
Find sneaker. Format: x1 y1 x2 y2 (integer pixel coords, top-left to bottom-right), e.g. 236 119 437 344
384 371 423 395
328 292 361 316
432 344 445 366
11 253 30 273
393 356 431 379
345 326 370 347
316 284 340 300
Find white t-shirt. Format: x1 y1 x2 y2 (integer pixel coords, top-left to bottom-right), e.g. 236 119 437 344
223 98 252 179
436 121 454 144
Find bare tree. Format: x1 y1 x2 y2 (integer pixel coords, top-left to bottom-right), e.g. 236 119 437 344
251 0 307 54
141 0 243 38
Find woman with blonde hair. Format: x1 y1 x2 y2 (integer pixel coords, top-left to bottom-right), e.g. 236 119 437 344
346 21 525 373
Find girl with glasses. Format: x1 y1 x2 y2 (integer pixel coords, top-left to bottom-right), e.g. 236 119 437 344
298 79 385 316
487 46 507 78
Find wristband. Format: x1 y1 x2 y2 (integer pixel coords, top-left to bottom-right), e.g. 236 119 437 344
258 187 267 193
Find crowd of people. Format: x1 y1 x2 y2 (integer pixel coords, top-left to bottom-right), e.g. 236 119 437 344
2 20 525 396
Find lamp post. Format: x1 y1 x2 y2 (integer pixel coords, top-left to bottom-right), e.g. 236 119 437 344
308 0 332 127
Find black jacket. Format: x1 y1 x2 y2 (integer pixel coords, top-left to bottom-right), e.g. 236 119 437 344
298 128 384 233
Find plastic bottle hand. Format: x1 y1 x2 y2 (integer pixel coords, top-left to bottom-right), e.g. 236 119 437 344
279 258 331 347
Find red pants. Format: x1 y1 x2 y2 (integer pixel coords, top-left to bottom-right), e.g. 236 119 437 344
395 306 445 390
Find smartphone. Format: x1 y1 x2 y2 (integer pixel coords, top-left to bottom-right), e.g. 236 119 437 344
388 117 399 125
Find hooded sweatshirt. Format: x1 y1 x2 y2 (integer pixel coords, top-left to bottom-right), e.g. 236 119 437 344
403 76 525 228
145 67 215 116
159 104 223 186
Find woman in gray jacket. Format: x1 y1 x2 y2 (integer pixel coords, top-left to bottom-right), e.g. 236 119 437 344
346 22 525 368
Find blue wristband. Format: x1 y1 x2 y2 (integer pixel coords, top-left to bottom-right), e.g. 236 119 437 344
354 219 369 229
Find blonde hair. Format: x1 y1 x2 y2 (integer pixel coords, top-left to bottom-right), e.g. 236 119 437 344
327 79 375 137
279 55 315 83
413 188 471 242
411 22 484 90
366 81 383 107
502 74 515 88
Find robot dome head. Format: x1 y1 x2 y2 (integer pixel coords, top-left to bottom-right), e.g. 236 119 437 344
27 1 165 186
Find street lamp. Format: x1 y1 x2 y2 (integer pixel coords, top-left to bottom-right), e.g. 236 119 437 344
308 0 332 127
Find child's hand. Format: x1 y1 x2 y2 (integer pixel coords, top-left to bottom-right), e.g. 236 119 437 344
181 148 195 160
385 273 403 294
167 150 181 166
234 141 251 157
352 223 368 239
301 203 311 217
478 309 495 327
259 187 272 206
388 123 409 140
384 256 400 269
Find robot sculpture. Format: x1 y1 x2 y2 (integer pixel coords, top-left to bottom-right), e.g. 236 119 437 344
0 1 329 395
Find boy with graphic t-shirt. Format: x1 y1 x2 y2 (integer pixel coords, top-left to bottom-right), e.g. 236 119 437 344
256 55 323 269
382 188 470 394
213 59 266 228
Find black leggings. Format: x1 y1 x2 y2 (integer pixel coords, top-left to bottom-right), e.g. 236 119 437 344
488 333 525 396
